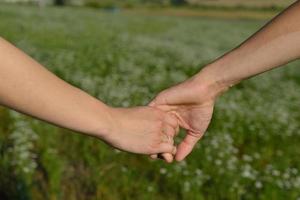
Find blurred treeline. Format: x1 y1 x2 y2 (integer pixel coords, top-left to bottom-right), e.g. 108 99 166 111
83 0 186 9
0 0 187 7
0 0 295 10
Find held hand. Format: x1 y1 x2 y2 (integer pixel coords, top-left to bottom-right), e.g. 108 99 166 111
150 75 219 161
101 107 178 162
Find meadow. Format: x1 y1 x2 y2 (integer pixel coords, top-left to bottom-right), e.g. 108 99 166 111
187 0 295 9
0 4 300 200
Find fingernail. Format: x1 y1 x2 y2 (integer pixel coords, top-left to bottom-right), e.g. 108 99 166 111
172 146 177 155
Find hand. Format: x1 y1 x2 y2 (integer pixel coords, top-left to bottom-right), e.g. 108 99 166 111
101 106 178 162
150 74 221 161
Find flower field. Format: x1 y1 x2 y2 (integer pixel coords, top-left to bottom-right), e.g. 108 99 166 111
0 4 300 200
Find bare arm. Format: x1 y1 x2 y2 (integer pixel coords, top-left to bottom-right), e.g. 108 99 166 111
151 1 300 161
200 0 300 95
0 38 177 160
0 37 111 136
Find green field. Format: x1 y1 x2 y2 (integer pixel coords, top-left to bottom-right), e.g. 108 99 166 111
1 4 300 200
187 0 296 9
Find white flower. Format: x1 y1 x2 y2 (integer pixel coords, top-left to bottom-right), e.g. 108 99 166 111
121 166 127 172
255 181 263 189
147 186 154 192
183 181 191 192
183 170 189 176
215 159 222 166
160 168 167 175
242 155 253 162
272 170 280 177
195 169 202 176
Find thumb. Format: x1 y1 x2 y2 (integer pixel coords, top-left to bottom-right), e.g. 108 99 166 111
149 91 169 107
149 85 182 107
149 92 180 114
175 131 204 161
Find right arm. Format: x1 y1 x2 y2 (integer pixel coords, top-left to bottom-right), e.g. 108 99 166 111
151 0 300 161
198 0 300 96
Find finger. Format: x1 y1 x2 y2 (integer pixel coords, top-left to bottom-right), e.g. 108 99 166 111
154 145 177 163
157 143 176 154
176 124 180 134
164 113 179 129
158 125 177 162
161 153 174 163
149 92 167 107
149 101 156 107
160 134 174 145
172 118 180 136
157 153 172 162
159 145 177 163
149 87 183 107
149 95 178 112
150 154 158 160
162 125 176 138
175 131 204 162
171 111 192 131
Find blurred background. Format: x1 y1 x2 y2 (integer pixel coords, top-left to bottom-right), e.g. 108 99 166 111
0 0 300 199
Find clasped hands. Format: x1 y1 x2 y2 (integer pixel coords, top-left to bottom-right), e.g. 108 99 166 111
101 73 220 163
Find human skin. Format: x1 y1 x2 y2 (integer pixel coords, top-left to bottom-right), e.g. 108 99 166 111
0 38 178 162
151 0 300 161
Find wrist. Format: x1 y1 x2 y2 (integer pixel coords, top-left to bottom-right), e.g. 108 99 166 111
193 63 236 100
94 106 127 142
90 104 116 140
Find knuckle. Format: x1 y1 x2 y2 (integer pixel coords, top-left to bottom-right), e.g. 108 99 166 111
170 129 176 137
151 108 163 119
148 142 159 153
155 120 164 130
154 91 168 104
156 91 166 99
155 109 164 118
171 116 178 125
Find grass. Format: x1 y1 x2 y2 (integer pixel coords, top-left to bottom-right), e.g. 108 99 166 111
124 7 280 20
0 4 300 200
185 0 296 9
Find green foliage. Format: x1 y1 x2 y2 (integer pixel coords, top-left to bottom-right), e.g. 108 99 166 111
84 0 118 9
170 0 186 5
83 0 171 9
0 4 300 200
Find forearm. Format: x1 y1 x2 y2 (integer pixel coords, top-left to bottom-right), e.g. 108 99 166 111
0 37 111 138
197 1 300 97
